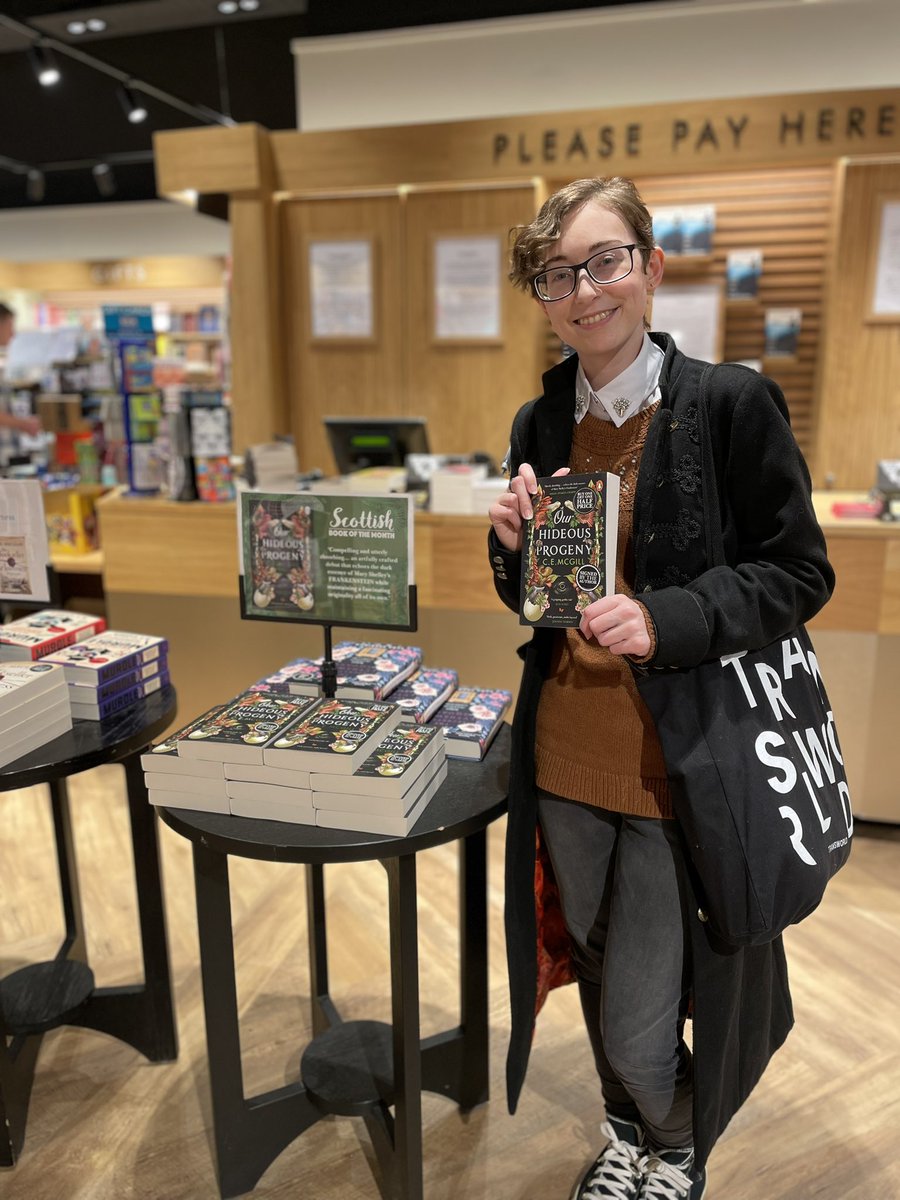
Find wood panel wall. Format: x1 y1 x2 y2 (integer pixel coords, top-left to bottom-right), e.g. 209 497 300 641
281 184 543 473
546 166 837 462
816 158 900 489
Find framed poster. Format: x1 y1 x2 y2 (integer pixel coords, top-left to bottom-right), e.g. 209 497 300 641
726 249 763 300
652 205 716 258
649 281 724 363
866 194 900 322
433 233 503 342
307 237 376 342
239 490 415 631
764 308 802 358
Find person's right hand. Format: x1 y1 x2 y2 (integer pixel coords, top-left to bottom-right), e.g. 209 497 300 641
488 462 570 553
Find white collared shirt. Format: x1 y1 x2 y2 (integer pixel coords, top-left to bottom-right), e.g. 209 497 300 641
574 334 665 428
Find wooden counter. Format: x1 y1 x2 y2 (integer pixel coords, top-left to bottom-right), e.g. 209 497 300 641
95 490 900 823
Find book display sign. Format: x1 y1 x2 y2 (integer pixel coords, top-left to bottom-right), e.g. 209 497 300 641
0 479 51 603
240 491 415 630
519 471 619 628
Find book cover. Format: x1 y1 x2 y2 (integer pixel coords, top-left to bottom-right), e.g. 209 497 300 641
272 642 423 700
427 686 512 761
42 631 167 685
0 661 67 714
391 667 458 724
177 692 313 765
262 697 402 774
519 472 619 629
70 670 169 721
315 759 449 837
243 495 315 615
141 703 229 768
310 724 444 802
0 609 106 662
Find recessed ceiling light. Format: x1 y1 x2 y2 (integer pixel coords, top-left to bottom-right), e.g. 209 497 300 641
86 18 107 32
217 1 239 13
239 0 261 10
67 20 87 34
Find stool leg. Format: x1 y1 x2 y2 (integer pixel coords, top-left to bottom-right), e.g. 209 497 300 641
306 863 339 1033
385 852 423 1200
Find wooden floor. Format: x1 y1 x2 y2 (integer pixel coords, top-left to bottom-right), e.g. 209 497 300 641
2 764 900 1200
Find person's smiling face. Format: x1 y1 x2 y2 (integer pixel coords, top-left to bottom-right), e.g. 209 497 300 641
536 199 664 390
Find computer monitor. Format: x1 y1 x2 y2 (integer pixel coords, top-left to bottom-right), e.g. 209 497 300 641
323 416 430 474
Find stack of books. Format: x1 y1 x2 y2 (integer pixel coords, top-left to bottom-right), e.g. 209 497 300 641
0 608 106 662
254 642 422 701
142 703 232 814
0 661 73 768
428 463 488 515
311 723 447 836
43 630 169 721
426 686 512 760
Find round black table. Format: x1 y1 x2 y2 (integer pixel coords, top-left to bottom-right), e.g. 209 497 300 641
159 723 510 1200
0 684 178 1167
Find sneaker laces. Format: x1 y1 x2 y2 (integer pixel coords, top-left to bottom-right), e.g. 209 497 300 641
579 1121 644 1200
638 1154 694 1200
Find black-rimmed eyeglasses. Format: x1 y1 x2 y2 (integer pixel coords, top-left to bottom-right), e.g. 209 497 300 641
531 244 637 302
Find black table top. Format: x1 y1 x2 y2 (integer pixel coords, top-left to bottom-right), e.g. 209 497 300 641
0 685 178 792
159 724 511 865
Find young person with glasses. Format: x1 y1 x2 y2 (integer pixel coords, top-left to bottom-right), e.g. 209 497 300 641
487 178 833 1200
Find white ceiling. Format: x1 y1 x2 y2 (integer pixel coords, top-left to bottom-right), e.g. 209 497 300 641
0 199 230 262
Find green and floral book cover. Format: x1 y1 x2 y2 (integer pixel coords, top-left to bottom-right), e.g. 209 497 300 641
243 496 315 615
310 724 443 799
177 692 313 760
263 697 402 773
519 471 619 629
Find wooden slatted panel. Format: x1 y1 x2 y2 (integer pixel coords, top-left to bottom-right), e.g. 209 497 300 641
545 166 837 461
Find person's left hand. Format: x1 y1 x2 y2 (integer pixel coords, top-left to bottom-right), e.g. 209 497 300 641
579 593 651 658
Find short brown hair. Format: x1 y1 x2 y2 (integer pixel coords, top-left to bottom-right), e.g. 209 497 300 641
509 177 655 292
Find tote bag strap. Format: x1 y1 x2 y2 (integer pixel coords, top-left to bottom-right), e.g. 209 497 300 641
696 362 727 570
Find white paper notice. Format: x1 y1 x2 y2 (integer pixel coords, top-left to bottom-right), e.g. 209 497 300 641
872 201 900 316
434 236 501 339
309 240 374 338
650 283 723 364
0 480 51 602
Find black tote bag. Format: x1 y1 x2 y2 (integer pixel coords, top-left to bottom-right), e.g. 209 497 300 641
635 366 852 947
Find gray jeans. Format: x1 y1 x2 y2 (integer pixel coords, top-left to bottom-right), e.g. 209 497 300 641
537 789 694 1149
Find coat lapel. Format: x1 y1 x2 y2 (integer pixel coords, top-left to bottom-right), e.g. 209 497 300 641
533 356 578 475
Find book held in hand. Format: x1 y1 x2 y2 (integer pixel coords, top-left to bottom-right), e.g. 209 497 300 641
519 471 619 629
427 686 512 760
391 667 458 724
262 697 402 774
310 724 444 803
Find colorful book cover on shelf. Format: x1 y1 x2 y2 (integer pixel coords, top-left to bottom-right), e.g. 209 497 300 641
311 724 443 800
263 697 402 772
250 655 323 695
4 608 105 641
178 692 312 753
194 456 235 502
42 631 167 685
70 670 169 720
391 667 458 724
427 686 512 760
519 472 619 629
332 642 422 699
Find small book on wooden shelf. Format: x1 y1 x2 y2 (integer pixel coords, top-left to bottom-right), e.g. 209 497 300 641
519 471 619 629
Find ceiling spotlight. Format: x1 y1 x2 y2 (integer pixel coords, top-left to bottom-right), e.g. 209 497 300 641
118 83 148 124
29 41 61 87
217 1 239 12
92 162 116 197
67 20 87 34
239 0 260 9
86 18 107 32
26 169 45 203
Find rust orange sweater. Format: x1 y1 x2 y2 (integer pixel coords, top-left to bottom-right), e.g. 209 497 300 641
534 406 673 819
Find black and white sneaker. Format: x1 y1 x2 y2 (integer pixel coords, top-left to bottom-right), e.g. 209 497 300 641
636 1147 707 1200
570 1115 646 1200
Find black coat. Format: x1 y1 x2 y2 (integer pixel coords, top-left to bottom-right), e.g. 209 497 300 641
488 333 834 1171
